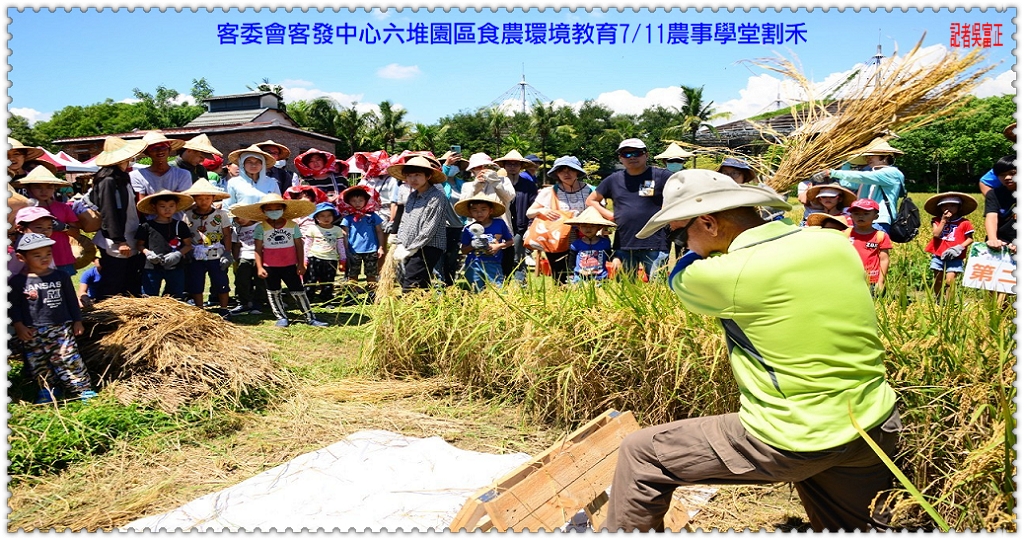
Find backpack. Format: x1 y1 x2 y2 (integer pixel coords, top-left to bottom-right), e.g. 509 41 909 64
881 185 920 243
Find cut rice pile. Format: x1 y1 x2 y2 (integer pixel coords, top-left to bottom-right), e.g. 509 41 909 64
78 296 285 411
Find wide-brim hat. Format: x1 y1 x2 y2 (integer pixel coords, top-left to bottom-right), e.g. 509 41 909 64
404 151 442 170
717 157 757 183
12 164 72 186
183 133 222 156
182 178 230 201
653 143 694 161
94 136 148 167
70 234 97 270
466 152 495 171
806 184 857 209
23 160 60 177
8 138 45 162
493 149 534 167
8 191 31 226
548 155 587 177
454 193 506 218
140 131 186 152
440 150 469 171
255 140 291 160
924 192 978 217
136 189 196 215
230 193 316 222
386 155 446 184
564 206 616 228
805 212 850 230
847 137 904 166
636 170 792 239
228 145 275 166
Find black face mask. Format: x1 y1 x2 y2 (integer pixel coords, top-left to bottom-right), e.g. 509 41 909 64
666 225 688 246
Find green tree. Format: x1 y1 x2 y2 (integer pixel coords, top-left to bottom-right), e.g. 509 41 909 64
190 78 215 102
336 103 375 157
8 115 46 148
408 122 450 154
371 101 410 154
131 85 204 128
670 85 727 166
484 107 509 156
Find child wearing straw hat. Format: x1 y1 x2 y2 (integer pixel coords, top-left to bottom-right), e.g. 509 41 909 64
135 190 195 298
10 233 98 404
455 193 513 292
233 193 327 327
924 192 977 302
182 179 234 316
13 167 81 275
565 207 616 284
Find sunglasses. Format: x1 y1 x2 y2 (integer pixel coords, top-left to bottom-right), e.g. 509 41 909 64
619 150 646 159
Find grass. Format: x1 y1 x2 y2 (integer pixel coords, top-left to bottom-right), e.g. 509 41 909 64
7 194 1013 530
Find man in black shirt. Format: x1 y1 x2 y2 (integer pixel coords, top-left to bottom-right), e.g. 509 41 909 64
984 155 1016 252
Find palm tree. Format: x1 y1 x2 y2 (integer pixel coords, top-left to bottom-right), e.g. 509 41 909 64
336 103 374 157
671 85 727 166
530 101 574 184
373 101 410 154
484 107 509 155
409 123 450 154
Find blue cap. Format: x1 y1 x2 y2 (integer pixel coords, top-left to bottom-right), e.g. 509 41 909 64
313 202 338 217
524 154 543 164
718 157 752 171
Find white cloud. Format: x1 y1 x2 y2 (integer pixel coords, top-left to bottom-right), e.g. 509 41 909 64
376 63 422 80
279 79 315 88
10 107 51 125
281 85 369 110
119 97 142 105
972 69 1015 98
369 8 390 20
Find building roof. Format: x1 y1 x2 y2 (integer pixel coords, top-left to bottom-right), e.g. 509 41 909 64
52 122 339 145
202 91 280 102
185 109 270 128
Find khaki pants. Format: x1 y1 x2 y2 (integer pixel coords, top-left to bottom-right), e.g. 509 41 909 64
605 408 901 532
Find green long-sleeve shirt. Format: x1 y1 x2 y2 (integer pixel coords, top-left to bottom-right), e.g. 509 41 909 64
670 221 896 452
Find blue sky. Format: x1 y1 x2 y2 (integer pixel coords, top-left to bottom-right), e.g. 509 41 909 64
8 8 1016 127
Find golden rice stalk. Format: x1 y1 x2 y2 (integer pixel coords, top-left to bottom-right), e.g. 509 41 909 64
77 296 284 411
375 248 398 301
746 35 994 191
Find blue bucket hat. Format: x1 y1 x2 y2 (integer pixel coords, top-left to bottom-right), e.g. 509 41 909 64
312 201 339 218
717 157 757 183
548 155 587 177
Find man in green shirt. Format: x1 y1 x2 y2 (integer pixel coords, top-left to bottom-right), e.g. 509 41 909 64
604 170 901 532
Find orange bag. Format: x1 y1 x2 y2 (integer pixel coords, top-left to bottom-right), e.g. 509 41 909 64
523 190 573 253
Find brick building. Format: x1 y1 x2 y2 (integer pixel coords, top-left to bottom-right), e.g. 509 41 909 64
53 92 339 169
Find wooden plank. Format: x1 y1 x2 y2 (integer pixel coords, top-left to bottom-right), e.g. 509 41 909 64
481 411 639 531
448 409 636 532
664 493 691 532
584 490 610 530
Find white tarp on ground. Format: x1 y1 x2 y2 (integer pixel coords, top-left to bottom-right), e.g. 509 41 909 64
123 430 532 532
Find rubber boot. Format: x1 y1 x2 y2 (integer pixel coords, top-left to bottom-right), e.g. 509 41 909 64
268 290 290 327
292 291 328 327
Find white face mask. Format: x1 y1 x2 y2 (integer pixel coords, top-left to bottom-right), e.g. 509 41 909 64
666 162 684 172
275 160 286 168
264 209 285 220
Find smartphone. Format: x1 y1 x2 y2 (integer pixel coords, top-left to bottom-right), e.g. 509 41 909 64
451 145 461 154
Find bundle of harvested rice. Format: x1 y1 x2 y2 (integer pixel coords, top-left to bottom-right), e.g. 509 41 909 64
744 36 993 192
77 296 285 411
375 249 399 301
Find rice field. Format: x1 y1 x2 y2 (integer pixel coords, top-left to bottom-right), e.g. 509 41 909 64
363 193 1016 531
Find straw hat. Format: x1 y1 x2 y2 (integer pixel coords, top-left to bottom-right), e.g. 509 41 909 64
923 192 978 217
653 143 694 161
70 235 97 270
806 184 857 208
230 193 316 222
12 164 72 186
805 212 850 230
182 134 222 156
8 191 31 226
140 131 186 152
7 138 44 162
182 178 230 201
386 155 446 184
846 137 904 165
564 206 617 228
454 193 507 218
228 144 275 166
94 136 148 167
636 170 792 239
1003 123 1016 143
255 140 291 160
466 153 496 171
136 189 196 215
493 149 534 167
439 150 469 171
404 151 442 170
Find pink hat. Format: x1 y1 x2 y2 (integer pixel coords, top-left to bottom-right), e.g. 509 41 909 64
849 198 880 211
15 205 55 224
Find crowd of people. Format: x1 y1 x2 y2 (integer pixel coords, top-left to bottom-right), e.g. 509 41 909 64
6 125 1016 529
